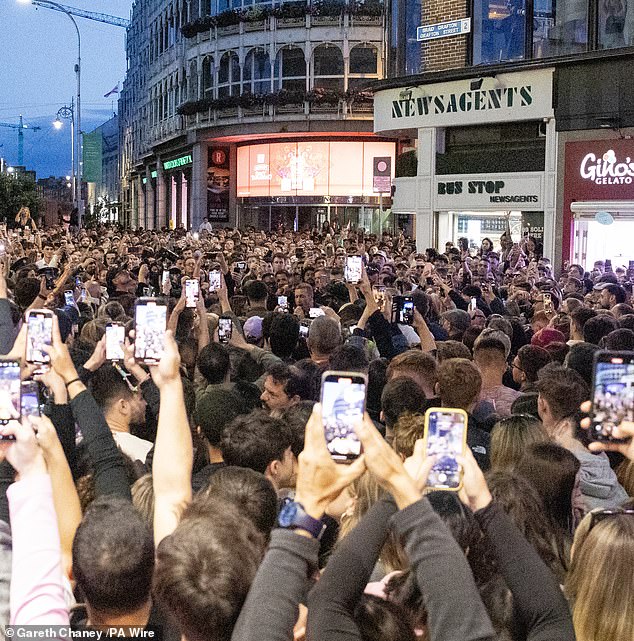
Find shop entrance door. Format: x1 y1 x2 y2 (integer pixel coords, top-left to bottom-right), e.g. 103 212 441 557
572 212 634 268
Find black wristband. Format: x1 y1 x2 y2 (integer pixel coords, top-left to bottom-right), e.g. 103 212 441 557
64 377 81 388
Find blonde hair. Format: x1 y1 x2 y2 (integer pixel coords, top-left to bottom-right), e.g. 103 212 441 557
490 415 548 470
616 460 634 497
565 509 634 641
393 412 425 459
338 472 407 573
132 473 154 528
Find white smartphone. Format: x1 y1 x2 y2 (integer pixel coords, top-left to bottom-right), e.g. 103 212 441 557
209 271 222 292
106 322 126 362
26 309 54 365
423 408 468 490
321 370 367 463
344 256 363 284
134 298 168 364
185 279 200 307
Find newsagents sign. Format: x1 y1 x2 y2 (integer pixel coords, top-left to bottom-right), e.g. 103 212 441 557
374 68 554 133
434 173 544 211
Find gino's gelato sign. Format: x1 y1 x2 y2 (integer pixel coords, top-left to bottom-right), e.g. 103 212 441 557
391 85 533 119
580 149 634 185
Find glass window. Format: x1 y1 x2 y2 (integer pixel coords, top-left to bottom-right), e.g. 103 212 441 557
274 47 306 92
218 52 241 97
472 0 527 64
244 49 271 94
349 45 378 73
533 0 587 56
188 61 199 100
598 0 632 48
202 56 214 96
312 44 344 91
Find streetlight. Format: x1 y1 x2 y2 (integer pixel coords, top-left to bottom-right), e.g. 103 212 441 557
53 103 76 207
18 0 82 227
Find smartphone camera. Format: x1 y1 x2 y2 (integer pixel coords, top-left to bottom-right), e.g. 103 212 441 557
218 317 233 344
0 361 21 430
424 408 468 490
590 351 634 442
321 371 366 462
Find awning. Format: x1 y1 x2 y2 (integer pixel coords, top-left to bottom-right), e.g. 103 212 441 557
570 200 634 220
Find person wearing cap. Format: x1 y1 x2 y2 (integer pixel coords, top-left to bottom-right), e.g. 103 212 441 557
531 327 566 349
243 316 264 346
595 282 627 309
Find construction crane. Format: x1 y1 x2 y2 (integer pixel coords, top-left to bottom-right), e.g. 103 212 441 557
28 0 130 28
0 116 42 165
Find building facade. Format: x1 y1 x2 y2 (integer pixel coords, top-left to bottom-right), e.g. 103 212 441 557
375 0 634 268
120 0 396 233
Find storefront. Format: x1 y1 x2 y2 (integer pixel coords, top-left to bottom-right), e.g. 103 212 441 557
163 152 192 229
235 138 396 232
562 139 634 269
373 67 557 258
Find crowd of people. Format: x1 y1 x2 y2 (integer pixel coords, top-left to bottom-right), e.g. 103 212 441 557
0 218 633 641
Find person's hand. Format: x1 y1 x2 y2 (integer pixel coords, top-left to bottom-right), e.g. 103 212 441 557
358 266 372 296
354 413 421 509
580 400 634 460
31 414 63 459
228 326 250 350
0 262 7 299
295 404 366 520
43 315 79 384
34 367 68 404
1 417 47 479
148 330 181 388
456 447 492 512
216 252 229 275
402 439 437 492
294 306 305 320
83 335 107 373
172 288 187 315
320 306 340 323
38 275 53 301
412 308 426 330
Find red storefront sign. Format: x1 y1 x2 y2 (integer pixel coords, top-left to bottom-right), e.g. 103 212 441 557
563 140 634 262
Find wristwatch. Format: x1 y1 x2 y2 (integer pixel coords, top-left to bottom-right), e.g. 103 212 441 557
278 501 326 540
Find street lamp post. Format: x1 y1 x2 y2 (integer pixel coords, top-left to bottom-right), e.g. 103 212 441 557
19 0 82 227
54 101 75 207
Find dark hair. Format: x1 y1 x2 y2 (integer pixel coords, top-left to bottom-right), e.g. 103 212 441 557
564 342 601 386
14 277 40 309
90 363 135 410
411 289 430 318
436 340 472 362
353 595 416 641
243 279 268 303
220 410 293 474
536 366 588 423
463 284 482 299
602 328 634 351
473 337 507 363
268 313 299 358
381 378 427 430
619 314 634 331
328 344 369 373
268 362 315 402
198 343 230 385
516 345 551 382
570 307 597 335
583 315 619 345
194 389 246 447
543 341 569 365
73 497 154 614
281 400 315 457
195 467 278 537
153 498 264 641
603 284 627 304
367 358 389 421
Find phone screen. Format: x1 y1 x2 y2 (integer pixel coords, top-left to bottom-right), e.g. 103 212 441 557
134 299 167 364
185 279 199 307
278 295 288 311
26 310 53 364
218 318 232 343
321 371 366 462
309 307 325 319
345 256 363 284
0 361 21 427
64 291 75 306
469 297 477 313
590 352 634 442
543 292 553 313
424 408 467 490
162 270 170 287
209 271 222 292
299 322 310 338
106 323 126 361
20 381 40 419
400 297 414 325
373 287 386 311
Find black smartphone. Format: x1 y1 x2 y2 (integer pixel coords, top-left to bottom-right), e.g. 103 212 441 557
278 295 288 312
20 380 41 419
0 361 20 430
299 320 311 338
106 322 126 362
236 261 247 273
42 268 56 290
26 309 54 365
344 256 363 284
134 298 168 364
185 279 200 308
590 351 634 442
64 290 75 306
218 317 232 343
392 296 414 325
321 370 366 463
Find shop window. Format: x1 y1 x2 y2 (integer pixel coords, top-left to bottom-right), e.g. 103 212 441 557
274 46 306 93
533 0 588 57
348 44 379 90
218 51 241 97
472 0 527 64
202 56 215 96
312 44 344 91
244 48 271 94
598 0 633 48
218 0 230 13
188 61 199 101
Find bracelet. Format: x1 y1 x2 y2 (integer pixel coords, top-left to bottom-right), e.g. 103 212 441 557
64 377 82 388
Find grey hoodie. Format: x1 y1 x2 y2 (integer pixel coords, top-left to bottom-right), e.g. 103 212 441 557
574 448 629 512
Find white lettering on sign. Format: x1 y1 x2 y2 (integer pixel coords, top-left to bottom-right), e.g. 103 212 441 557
580 150 634 185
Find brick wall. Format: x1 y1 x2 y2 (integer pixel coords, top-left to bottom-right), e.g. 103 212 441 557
420 0 468 72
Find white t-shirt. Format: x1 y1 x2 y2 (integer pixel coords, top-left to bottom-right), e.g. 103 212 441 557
112 431 153 463
398 323 421 346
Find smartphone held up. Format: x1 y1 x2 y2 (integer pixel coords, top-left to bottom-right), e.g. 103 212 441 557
423 408 468 490
134 298 168 364
26 309 54 366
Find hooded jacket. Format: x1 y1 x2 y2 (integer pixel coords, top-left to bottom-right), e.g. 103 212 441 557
574 448 629 511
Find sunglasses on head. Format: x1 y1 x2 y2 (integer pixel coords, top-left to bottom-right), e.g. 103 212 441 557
589 508 634 532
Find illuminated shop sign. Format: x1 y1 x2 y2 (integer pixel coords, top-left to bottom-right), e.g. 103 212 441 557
237 141 395 198
580 149 634 185
163 154 192 171
151 170 157 179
